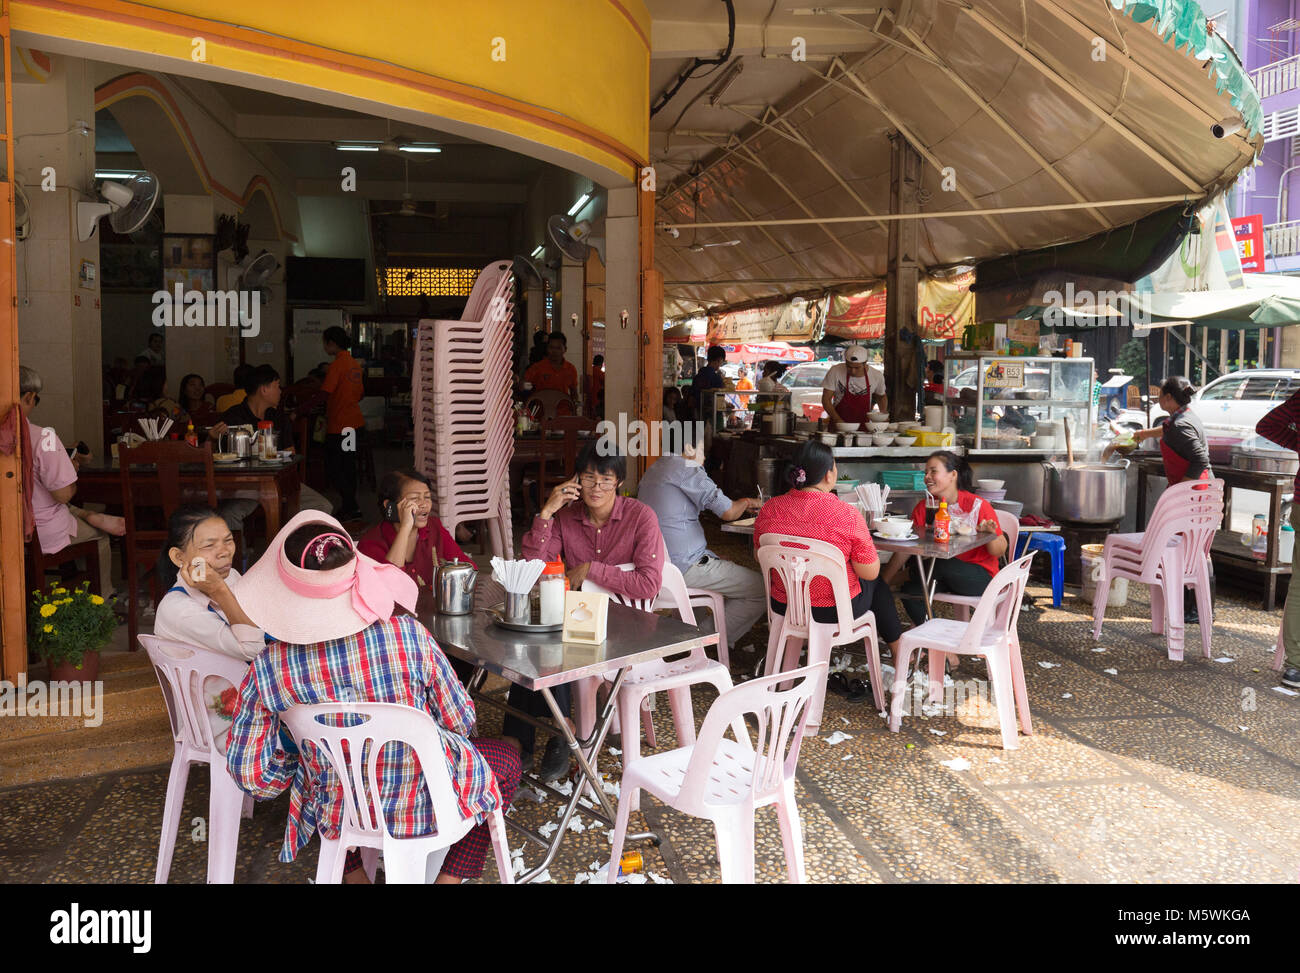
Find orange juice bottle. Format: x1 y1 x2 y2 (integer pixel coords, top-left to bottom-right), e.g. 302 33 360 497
933 501 951 543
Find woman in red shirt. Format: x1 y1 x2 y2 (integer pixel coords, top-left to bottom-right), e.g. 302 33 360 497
882 450 1006 624
355 469 475 586
753 440 902 703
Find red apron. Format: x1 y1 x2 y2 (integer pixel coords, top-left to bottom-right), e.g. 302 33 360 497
1160 413 1189 486
835 386 875 423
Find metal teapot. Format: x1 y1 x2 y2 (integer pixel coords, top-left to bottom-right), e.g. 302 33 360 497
436 558 477 615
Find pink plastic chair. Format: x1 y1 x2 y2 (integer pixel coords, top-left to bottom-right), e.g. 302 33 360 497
582 558 733 777
279 701 513 885
139 634 255 884
889 554 1036 749
1092 479 1225 661
686 587 729 669
607 662 826 884
930 509 1020 619
1273 623 1286 672
756 533 884 734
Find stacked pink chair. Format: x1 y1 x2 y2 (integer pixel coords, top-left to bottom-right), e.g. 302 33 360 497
412 260 517 559
1091 478 1225 661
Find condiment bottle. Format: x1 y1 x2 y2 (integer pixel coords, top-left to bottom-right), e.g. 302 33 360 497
257 420 276 459
933 501 951 543
539 559 568 624
185 422 198 447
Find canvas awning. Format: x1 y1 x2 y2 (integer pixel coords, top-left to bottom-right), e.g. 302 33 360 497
649 0 1263 318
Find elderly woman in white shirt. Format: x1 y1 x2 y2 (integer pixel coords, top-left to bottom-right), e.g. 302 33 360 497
152 505 266 752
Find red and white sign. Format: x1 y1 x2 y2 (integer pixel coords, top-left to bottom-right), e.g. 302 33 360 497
1232 214 1265 273
722 342 815 364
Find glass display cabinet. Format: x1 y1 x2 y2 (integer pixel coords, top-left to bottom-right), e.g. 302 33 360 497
943 354 1095 452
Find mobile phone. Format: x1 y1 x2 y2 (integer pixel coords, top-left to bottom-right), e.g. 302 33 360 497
383 499 400 523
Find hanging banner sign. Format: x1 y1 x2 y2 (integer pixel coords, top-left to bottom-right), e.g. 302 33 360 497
722 342 816 364
709 299 821 344
1232 214 1265 273
824 271 974 340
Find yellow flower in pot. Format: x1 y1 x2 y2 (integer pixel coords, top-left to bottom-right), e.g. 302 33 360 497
28 582 118 682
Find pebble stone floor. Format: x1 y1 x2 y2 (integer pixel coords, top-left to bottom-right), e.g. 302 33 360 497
2 524 1297 885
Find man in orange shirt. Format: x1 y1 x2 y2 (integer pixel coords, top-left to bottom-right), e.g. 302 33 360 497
523 332 578 411
321 325 366 521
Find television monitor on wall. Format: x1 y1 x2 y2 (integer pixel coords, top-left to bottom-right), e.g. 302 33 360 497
286 257 367 304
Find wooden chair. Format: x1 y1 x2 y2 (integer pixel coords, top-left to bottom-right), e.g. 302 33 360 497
119 441 223 651
25 535 103 597
539 415 600 499
525 390 575 421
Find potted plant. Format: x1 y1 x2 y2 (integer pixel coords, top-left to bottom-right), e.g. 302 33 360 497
28 582 117 682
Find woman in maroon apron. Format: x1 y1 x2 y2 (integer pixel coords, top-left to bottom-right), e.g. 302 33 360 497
1118 376 1210 620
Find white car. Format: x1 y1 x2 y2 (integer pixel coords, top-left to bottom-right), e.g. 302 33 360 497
1111 368 1300 444
1186 369 1300 446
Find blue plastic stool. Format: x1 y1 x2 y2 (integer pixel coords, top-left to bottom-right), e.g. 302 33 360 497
1016 532 1065 607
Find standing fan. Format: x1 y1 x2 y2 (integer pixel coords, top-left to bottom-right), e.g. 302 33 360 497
77 171 160 241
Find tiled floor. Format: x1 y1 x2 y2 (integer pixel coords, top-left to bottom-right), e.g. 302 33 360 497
3 524 1296 884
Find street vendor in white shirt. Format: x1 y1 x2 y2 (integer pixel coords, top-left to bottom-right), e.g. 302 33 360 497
821 345 887 424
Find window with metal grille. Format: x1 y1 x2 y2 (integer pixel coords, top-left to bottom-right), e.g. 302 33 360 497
379 266 479 297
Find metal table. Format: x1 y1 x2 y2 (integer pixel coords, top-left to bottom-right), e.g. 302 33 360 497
872 531 995 618
420 581 712 883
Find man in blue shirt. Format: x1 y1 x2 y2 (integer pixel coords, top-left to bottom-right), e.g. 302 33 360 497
637 441 766 661
689 344 728 420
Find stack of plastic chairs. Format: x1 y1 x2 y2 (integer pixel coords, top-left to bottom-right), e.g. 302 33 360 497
413 260 516 559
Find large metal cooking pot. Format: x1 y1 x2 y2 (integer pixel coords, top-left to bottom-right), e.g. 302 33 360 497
1042 459 1129 523
762 412 790 435
1231 445 1299 475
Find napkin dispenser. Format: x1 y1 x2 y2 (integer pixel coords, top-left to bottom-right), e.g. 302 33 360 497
562 590 608 644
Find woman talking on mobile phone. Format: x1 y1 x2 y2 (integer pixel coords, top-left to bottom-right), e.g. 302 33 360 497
355 469 476 586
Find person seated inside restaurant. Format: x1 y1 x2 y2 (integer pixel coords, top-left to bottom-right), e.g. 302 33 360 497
356 469 476 586
752 440 902 704
881 450 1006 627
504 442 665 781
134 366 188 424
140 331 165 366
636 438 766 662
522 331 579 412
152 505 265 753
18 365 123 598
215 364 254 413
225 513 520 885
756 360 787 392
215 363 333 515
822 344 887 425
663 385 694 426
179 373 217 421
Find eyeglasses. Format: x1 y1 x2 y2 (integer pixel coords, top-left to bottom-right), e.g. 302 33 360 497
579 474 618 491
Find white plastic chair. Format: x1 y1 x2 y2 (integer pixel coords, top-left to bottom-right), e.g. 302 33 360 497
889 553 1036 749
606 662 826 884
279 701 513 885
1273 623 1286 672
929 509 1020 677
1092 479 1225 661
756 533 884 734
139 634 255 884
686 587 729 669
582 558 733 788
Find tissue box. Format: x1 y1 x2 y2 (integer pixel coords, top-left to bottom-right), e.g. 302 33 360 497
562 590 609 644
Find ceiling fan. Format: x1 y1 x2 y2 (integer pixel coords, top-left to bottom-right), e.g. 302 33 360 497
662 185 740 252
371 159 446 221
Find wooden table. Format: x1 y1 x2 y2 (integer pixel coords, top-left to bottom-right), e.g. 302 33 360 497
1134 454 1292 610
76 455 303 536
